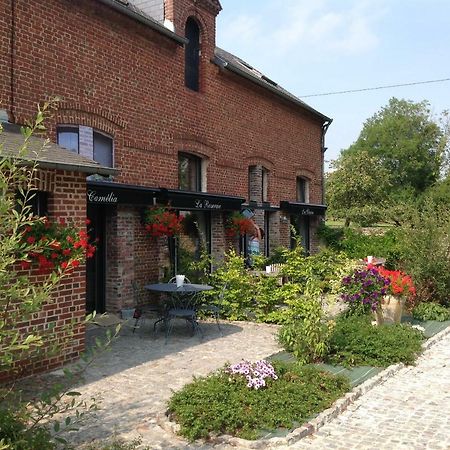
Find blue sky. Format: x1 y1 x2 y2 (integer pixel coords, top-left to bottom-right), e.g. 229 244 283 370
216 0 450 169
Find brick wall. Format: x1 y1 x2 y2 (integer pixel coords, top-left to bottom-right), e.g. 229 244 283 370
0 169 87 380
3 0 324 205
1 0 326 335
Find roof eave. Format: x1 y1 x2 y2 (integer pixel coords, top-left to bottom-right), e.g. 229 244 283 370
212 56 332 123
13 157 118 176
96 0 188 46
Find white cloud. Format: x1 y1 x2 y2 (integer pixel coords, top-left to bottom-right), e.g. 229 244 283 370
219 0 387 60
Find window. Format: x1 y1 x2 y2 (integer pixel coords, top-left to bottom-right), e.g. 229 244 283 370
57 125 113 167
262 167 269 202
297 177 309 203
178 153 202 191
174 210 211 277
185 17 200 91
291 215 310 254
17 190 48 217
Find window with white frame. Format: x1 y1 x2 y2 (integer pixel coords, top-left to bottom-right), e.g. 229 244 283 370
57 125 113 167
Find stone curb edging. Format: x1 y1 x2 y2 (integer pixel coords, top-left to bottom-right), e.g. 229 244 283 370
158 324 450 449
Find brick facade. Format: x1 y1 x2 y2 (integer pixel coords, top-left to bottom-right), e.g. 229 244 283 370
1 0 330 374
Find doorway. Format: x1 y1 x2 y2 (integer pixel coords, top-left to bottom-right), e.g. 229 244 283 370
86 205 107 313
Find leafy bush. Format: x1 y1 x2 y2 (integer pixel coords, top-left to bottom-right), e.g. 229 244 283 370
326 315 424 367
278 295 334 364
394 202 450 305
318 224 400 267
206 250 254 320
0 408 56 450
167 362 349 441
412 303 450 322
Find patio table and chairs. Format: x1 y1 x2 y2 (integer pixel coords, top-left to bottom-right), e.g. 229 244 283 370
144 280 213 343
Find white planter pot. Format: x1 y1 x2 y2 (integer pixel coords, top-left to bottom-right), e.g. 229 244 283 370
374 295 405 325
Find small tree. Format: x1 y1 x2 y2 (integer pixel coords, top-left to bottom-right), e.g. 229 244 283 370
326 150 392 226
0 104 120 448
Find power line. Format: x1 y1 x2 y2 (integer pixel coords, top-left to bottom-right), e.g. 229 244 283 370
299 77 450 98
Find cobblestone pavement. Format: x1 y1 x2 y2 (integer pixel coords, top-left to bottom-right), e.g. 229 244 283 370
285 331 450 450
65 320 281 449
49 322 450 449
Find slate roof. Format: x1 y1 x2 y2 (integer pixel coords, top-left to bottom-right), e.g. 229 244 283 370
214 48 331 122
0 123 117 176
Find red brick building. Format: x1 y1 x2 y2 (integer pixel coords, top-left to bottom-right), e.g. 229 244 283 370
0 0 331 348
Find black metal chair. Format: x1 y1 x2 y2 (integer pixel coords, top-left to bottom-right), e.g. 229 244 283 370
131 281 162 334
196 283 227 335
164 277 203 343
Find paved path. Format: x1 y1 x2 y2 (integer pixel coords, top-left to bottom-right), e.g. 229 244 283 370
286 331 450 450
50 322 450 449
67 320 281 449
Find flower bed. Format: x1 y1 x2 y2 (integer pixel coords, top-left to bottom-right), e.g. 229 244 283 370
167 360 349 441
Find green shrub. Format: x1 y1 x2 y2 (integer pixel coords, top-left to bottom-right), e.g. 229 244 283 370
412 303 450 322
318 224 400 267
278 294 334 364
0 408 56 450
327 315 424 367
167 362 349 441
394 202 450 305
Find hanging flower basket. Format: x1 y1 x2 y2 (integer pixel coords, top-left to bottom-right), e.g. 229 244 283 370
225 212 255 238
19 216 96 274
143 206 183 238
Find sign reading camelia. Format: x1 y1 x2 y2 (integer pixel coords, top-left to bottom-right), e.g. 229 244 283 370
87 190 118 204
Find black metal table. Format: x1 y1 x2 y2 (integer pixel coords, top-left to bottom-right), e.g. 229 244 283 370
144 282 213 341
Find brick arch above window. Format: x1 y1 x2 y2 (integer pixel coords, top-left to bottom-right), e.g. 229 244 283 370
173 136 215 160
179 8 210 43
244 156 275 173
294 168 315 181
57 102 127 130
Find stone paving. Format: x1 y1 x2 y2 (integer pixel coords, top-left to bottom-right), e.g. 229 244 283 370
66 320 282 449
285 330 450 450
50 320 450 450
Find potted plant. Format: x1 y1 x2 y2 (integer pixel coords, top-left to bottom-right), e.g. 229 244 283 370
340 267 390 323
225 212 255 238
19 216 96 274
374 266 416 323
143 206 183 238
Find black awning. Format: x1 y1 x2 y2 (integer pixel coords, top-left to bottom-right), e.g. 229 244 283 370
280 201 327 216
87 181 159 206
159 188 245 211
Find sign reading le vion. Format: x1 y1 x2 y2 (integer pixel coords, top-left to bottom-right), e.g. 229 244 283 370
87 190 118 204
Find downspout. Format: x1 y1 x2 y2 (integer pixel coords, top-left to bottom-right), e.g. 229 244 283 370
9 0 16 122
321 119 332 206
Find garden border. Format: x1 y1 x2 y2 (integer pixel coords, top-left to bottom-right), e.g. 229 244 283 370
158 324 450 449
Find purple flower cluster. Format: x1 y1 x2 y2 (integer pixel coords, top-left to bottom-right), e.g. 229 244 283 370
226 360 278 390
341 267 390 311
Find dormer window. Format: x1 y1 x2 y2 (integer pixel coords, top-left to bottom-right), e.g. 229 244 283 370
185 17 200 91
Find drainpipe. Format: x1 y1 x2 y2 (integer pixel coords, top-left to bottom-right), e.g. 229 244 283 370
9 0 16 122
321 119 332 205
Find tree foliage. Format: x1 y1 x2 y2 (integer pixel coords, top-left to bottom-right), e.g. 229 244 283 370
326 150 391 225
327 98 448 225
